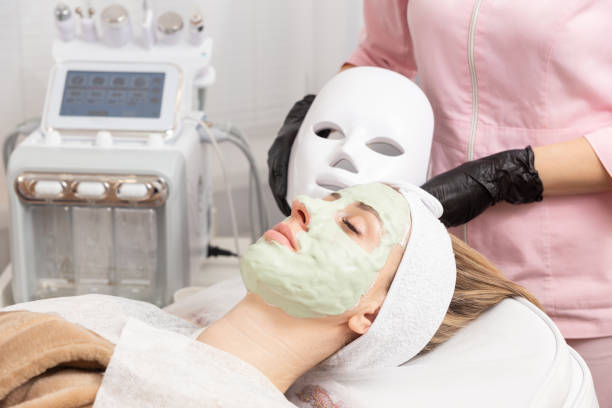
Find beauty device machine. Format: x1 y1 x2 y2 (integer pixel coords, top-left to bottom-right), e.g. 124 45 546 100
6 4 217 306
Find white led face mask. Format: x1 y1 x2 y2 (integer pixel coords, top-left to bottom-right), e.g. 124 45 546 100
286 66 434 201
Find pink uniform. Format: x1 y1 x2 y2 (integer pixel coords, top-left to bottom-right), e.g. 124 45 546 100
347 1 612 401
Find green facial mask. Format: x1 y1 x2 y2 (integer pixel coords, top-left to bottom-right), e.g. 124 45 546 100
240 183 411 318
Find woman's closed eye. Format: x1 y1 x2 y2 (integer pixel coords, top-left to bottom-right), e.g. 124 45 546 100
342 217 361 235
332 201 382 252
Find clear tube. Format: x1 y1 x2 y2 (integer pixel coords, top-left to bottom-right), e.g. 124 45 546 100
32 205 74 298
73 206 114 294
113 208 158 300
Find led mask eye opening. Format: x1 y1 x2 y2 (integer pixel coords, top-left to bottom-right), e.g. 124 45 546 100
313 121 345 140
366 137 404 157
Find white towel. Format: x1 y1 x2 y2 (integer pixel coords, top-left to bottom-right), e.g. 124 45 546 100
2 294 198 344
94 318 293 408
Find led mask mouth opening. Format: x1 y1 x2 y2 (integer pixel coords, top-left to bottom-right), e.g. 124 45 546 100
316 179 346 192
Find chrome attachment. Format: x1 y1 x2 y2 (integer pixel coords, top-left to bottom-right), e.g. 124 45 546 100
15 172 168 207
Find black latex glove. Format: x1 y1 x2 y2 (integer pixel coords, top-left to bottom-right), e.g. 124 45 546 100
267 94 316 215
421 146 544 227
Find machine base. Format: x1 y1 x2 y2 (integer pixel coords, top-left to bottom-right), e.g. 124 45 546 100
0 236 250 308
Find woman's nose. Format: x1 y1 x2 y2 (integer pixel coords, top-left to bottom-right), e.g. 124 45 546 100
290 200 310 231
338 128 367 158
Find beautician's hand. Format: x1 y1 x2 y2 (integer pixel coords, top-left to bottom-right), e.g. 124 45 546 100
268 94 316 215
421 146 544 227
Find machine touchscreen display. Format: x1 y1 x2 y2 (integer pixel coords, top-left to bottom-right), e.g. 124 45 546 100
59 71 166 118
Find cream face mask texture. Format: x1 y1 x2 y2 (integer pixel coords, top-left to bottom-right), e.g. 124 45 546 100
240 183 411 318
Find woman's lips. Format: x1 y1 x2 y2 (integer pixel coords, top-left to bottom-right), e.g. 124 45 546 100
263 222 298 251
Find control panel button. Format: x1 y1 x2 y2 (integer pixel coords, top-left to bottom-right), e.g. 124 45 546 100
116 183 149 200
148 133 164 147
33 181 64 198
96 131 113 147
75 181 106 199
45 131 62 146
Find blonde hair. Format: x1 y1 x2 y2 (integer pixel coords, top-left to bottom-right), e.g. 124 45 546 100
420 234 543 354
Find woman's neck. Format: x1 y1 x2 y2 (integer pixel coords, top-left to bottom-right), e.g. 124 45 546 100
197 294 351 393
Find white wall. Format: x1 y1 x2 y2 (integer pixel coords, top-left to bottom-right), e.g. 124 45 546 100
0 0 363 235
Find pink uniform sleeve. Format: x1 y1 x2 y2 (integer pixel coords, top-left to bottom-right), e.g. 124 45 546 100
584 128 612 177
346 0 417 79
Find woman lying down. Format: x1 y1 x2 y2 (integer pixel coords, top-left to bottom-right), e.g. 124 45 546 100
0 182 540 407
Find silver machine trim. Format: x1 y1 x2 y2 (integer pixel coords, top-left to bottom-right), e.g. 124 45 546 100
15 172 169 207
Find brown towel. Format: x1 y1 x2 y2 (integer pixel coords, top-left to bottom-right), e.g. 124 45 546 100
1 368 102 408
0 311 114 407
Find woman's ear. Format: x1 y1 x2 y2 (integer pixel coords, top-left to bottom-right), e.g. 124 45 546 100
347 299 383 335
345 244 403 335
